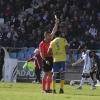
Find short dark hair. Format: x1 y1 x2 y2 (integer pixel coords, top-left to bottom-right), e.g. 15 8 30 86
44 31 51 36
78 44 85 51
55 31 61 37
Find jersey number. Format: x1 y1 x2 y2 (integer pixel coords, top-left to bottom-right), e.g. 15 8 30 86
56 42 60 50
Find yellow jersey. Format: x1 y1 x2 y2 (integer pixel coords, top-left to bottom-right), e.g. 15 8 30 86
50 37 68 62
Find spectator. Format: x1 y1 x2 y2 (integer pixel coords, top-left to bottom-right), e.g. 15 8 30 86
95 16 100 30
67 24 75 41
88 38 98 50
65 16 71 26
70 37 80 49
81 17 87 29
0 0 5 13
7 27 18 40
5 3 13 20
25 21 33 34
59 22 67 35
4 21 10 32
38 22 46 33
10 36 21 48
19 28 28 43
75 24 84 39
82 30 93 43
89 23 97 38
35 29 43 47
10 15 20 29
2 36 10 47
0 28 6 42
87 16 95 26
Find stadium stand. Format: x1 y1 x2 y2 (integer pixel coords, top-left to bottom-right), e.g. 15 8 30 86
0 0 100 61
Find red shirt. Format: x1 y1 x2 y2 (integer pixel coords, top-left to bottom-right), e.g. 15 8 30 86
27 53 42 69
39 40 52 57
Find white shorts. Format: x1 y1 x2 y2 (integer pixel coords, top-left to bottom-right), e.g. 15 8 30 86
82 66 90 74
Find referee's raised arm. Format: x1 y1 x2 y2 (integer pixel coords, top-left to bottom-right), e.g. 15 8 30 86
50 19 59 40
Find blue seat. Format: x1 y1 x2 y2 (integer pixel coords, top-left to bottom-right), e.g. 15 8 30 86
10 52 17 59
77 53 82 59
20 47 27 53
17 52 24 60
73 54 77 61
25 53 32 60
27 47 35 54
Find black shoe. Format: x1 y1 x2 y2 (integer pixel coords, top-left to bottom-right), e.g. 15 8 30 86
46 90 52 93
59 88 64 94
52 89 56 94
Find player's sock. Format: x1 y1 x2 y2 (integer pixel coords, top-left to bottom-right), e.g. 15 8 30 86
42 78 46 90
60 75 65 89
88 77 94 86
46 77 51 90
52 76 56 90
80 77 85 87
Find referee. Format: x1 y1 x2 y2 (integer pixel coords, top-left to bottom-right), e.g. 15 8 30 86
39 19 59 93
0 43 5 81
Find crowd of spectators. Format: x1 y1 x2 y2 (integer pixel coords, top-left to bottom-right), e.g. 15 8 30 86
0 0 100 51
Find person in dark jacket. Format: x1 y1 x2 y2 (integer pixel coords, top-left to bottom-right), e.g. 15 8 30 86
27 49 42 83
0 43 5 81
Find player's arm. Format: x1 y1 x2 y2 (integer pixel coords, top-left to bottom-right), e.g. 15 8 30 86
50 19 59 39
72 58 83 67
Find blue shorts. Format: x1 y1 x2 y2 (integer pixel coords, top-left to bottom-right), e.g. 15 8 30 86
52 61 66 73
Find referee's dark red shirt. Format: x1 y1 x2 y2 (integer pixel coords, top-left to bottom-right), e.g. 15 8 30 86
39 40 52 57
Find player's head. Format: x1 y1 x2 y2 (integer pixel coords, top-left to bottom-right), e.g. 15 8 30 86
55 31 61 37
78 44 86 52
34 48 39 54
44 31 51 40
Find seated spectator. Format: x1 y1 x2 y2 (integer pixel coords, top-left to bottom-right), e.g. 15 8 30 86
88 38 98 50
4 21 10 32
81 17 87 29
67 24 75 41
0 28 7 43
61 32 68 40
65 16 71 26
34 29 43 47
70 37 80 49
19 28 28 43
5 3 13 20
38 22 46 33
82 30 93 43
59 22 67 35
89 23 97 38
17 22 25 32
10 15 20 29
7 27 18 40
0 0 6 15
28 29 37 42
87 16 95 26
75 24 84 39
24 9 32 21
2 36 10 47
25 21 33 34
10 36 21 52
69 3 79 16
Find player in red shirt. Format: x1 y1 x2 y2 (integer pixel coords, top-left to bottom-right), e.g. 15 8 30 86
39 19 59 93
27 49 42 83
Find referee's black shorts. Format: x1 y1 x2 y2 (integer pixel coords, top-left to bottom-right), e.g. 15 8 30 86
42 57 53 72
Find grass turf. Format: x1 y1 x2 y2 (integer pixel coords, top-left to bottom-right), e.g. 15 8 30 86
0 82 100 100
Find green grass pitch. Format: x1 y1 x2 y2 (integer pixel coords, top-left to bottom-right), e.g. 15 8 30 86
0 82 100 100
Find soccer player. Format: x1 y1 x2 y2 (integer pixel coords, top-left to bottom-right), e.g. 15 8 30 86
72 45 96 90
39 19 59 93
91 52 100 86
48 31 73 93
